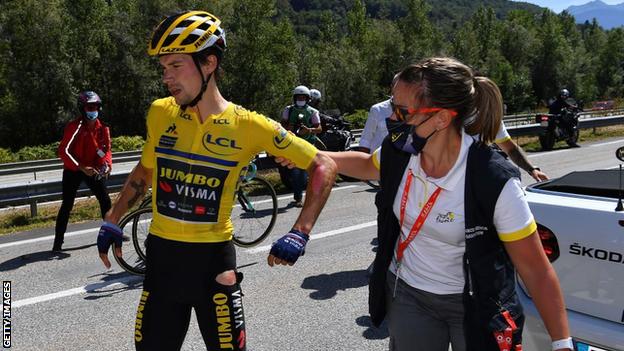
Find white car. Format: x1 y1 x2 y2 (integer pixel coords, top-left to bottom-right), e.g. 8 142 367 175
519 147 624 351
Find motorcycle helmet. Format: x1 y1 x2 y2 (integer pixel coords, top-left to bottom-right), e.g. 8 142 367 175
77 91 102 120
293 85 311 106
310 89 322 102
559 89 570 99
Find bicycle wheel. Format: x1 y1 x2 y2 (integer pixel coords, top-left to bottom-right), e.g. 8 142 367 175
139 194 152 209
130 206 152 262
113 209 148 276
231 177 278 247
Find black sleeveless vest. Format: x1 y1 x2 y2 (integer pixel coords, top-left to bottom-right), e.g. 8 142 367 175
369 136 525 350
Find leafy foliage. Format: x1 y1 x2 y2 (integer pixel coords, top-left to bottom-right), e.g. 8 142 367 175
0 0 623 150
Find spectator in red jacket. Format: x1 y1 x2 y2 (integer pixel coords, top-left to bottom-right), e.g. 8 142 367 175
53 91 112 252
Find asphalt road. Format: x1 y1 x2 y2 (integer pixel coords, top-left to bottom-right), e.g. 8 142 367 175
1 137 623 351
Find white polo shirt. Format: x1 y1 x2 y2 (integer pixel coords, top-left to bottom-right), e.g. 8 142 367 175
494 121 511 144
373 129 536 294
471 120 511 145
359 99 392 152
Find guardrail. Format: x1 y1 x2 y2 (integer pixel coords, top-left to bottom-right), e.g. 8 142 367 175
1 110 623 216
0 151 143 178
506 114 624 137
0 155 279 217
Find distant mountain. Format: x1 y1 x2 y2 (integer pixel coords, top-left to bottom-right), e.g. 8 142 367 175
566 0 624 29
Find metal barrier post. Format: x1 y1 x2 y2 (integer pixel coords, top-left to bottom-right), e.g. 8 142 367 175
30 200 38 217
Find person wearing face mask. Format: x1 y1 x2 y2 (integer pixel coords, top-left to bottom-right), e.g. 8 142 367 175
281 85 322 207
54 90 112 252
322 58 572 351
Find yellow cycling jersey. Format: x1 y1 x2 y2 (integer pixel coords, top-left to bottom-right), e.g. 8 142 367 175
140 97 317 243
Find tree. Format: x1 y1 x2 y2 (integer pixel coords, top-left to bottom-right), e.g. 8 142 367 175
0 0 74 148
398 0 442 61
596 28 624 98
222 0 298 118
532 10 572 104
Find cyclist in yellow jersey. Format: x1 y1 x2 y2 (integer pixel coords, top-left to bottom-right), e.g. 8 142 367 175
95 10 337 351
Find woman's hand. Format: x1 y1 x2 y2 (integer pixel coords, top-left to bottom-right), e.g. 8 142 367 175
80 166 97 177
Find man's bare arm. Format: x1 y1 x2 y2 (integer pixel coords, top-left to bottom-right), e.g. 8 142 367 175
267 152 337 267
105 162 152 224
292 152 337 234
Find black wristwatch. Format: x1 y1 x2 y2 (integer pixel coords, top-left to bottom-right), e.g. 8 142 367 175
530 166 541 172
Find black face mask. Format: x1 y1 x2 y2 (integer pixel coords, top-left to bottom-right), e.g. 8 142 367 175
385 117 436 155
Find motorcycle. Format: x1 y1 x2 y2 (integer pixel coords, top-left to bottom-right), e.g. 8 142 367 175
316 113 354 152
535 104 582 151
278 112 356 188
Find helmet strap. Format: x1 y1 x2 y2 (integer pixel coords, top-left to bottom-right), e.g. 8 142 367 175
181 56 213 110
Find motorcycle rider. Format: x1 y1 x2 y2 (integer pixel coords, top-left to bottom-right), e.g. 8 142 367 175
281 85 322 143
548 89 576 115
309 88 322 110
281 85 322 207
548 89 580 147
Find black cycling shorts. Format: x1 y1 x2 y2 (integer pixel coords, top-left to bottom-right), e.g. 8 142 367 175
135 234 246 351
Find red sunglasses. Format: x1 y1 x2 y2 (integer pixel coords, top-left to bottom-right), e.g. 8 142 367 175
390 100 457 121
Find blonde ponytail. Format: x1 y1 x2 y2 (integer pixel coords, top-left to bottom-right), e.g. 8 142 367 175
467 76 503 144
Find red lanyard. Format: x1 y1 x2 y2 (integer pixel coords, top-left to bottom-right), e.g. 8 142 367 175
493 310 520 351
396 169 441 262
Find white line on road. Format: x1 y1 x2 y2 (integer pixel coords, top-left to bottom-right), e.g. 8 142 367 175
244 220 377 254
13 219 376 308
589 139 624 147
14 274 141 308
0 227 98 249
0 184 364 250
529 139 624 158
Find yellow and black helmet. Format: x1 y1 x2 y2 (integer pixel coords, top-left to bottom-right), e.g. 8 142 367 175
148 10 226 56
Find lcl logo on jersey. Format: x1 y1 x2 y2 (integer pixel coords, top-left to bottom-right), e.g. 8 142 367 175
273 125 293 150
202 133 242 156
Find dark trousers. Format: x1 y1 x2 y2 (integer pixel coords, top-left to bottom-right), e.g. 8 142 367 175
386 271 466 351
136 236 245 351
289 167 308 201
54 169 111 248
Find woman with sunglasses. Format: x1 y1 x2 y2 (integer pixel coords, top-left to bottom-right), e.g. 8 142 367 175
323 57 572 351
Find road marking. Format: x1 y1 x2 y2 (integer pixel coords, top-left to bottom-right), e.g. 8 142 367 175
589 139 624 147
0 227 98 249
245 220 377 254
12 218 376 308
528 148 574 158
529 139 624 159
13 274 142 308
0 184 364 249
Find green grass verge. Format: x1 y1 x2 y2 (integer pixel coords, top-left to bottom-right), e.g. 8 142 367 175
0 198 104 235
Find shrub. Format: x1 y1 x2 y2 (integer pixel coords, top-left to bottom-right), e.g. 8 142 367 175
111 136 145 152
15 143 59 161
0 148 15 163
344 109 369 129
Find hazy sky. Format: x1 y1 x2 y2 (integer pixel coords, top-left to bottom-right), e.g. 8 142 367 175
513 0 623 13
